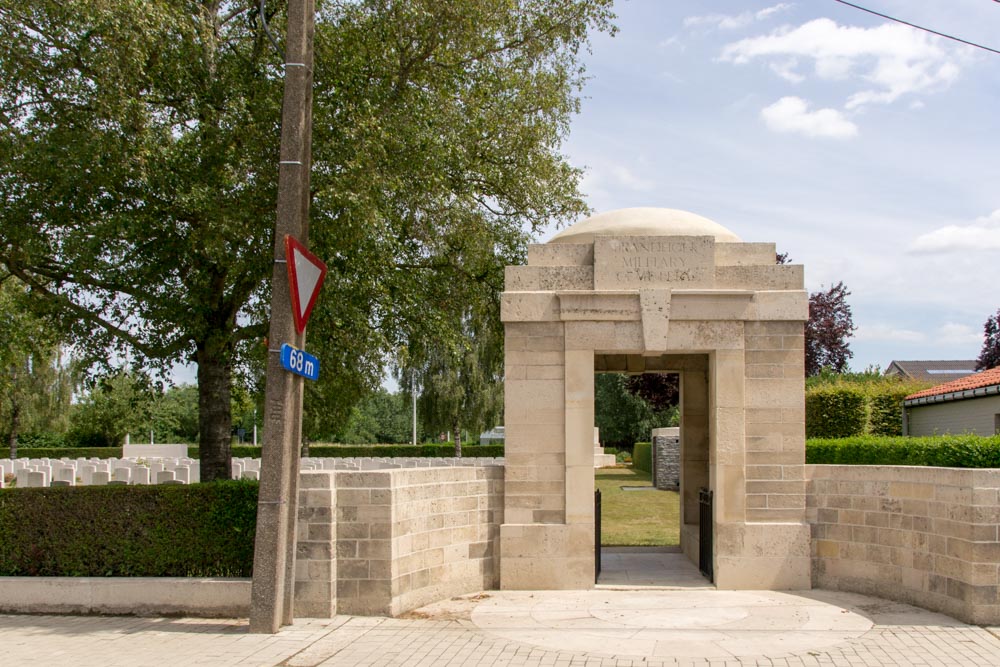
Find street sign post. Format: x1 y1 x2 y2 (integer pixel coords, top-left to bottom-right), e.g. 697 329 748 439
279 343 320 381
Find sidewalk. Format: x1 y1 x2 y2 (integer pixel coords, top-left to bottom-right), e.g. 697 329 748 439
3 586 1000 666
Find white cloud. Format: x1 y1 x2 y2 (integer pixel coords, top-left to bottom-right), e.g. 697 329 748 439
684 3 793 32
760 96 858 138
854 324 925 343
721 18 971 109
908 210 1000 253
936 322 983 346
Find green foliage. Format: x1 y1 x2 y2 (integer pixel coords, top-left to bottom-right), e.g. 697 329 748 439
67 373 154 447
0 0 616 479
632 442 652 473
333 390 414 444
806 435 1000 468
150 384 200 444
0 481 258 576
596 374 678 448
0 279 74 456
805 374 930 438
15 447 122 459
805 386 867 438
226 444 504 459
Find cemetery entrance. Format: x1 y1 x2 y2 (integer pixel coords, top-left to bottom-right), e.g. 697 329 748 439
500 208 811 591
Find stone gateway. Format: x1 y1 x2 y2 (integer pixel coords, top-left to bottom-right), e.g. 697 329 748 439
500 207 810 590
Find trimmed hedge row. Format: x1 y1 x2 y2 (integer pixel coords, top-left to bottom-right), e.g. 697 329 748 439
12 447 123 460
233 444 505 458
806 435 1000 468
0 481 258 576
632 442 652 473
12 444 505 460
805 379 929 439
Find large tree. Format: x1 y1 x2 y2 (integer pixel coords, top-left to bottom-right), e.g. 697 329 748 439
0 0 615 479
805 282 856 376
975 308 1000 371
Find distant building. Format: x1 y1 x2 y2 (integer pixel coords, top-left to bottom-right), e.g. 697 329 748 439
884 359 977 384
903 367 1000 437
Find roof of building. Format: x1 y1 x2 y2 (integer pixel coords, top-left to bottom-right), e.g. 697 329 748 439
884 359 978 384
547 207 742 245
905 366 1000 403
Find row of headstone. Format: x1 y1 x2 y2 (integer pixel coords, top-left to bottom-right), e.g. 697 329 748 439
0 455 504 489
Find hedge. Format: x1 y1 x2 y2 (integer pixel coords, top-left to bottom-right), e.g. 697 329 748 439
231 444 505 458
632 442 652 473
806 435 1000 468
805 378 929 439
0 481 258 576
12 444 505 460
13 447 123 460
805 386 867 438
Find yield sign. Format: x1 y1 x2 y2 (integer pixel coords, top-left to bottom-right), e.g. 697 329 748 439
284 235 327 334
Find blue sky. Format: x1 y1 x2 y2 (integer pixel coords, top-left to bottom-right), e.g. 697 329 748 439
541 0 1000 371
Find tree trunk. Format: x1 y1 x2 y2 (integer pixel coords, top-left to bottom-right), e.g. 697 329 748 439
8 400 19 460
453 420 461 457
196 335 233 482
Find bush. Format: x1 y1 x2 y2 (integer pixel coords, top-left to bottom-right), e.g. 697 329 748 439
806 435 1000 468
15 447 123 460
632 442 652 473
225 444 505 459
805 386 867 438
805 375 930 438
0 480 258 576
15 432 67 449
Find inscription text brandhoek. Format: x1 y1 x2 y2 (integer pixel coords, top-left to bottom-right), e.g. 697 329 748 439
593 235 715 290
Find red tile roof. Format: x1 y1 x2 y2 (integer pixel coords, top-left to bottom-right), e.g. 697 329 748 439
905 366 1000 401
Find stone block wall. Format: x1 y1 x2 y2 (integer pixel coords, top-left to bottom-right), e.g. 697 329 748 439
295 471 337 617
335 465 503 616
806 465 1000 625
651 427 679 490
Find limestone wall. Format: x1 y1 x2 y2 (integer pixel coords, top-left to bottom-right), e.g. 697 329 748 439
334 465 504 616
806 465 1000 624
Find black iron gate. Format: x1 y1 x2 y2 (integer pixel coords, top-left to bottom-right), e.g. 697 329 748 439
594 488 602 583
698 487 713 582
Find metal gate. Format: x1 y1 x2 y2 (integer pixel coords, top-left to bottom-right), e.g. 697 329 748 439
698 487 713 582
594 488 602 583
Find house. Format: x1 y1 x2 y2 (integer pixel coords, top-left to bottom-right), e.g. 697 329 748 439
884 359 978 384
903 367 1000 437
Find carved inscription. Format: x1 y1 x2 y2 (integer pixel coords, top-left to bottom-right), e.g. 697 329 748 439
594 236 714 290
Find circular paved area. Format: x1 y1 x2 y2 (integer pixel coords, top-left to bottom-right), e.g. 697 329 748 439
469 589 877 659
3 589 1000 666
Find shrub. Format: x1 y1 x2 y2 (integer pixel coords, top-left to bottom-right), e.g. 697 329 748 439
14 447 124 460
224 444 504 459
806 435 1000 468
0 481 258 576
805 386 866 438
632 442 652 473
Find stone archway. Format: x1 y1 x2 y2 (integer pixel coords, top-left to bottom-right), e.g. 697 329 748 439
500 208 811 590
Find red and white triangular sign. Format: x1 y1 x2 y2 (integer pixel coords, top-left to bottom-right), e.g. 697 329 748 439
285 235 327 334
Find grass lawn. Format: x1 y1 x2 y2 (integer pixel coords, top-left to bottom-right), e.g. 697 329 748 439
595 467 680 546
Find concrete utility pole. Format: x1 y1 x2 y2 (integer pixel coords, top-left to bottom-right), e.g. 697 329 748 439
249 0 316 634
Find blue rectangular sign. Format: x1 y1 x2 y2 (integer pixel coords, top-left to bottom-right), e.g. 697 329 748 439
280 343 320 381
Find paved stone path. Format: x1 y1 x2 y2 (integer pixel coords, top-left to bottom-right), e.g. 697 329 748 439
3 587 1000 666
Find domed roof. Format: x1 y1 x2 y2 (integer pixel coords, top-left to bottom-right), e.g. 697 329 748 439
548 207 741 244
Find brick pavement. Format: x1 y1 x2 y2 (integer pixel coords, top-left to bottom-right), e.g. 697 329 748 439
2 590 1000 666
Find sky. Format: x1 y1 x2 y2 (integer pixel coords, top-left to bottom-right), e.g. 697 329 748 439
540 0 1000 372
